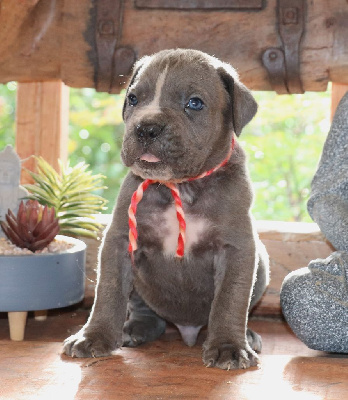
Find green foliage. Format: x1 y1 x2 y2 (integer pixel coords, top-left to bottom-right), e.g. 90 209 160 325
0 83 331 222
243 90 330 222
69 88 128 212
0 82 16 149
25 156 108 238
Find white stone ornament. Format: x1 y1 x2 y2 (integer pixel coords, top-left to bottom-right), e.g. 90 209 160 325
0 145 28 236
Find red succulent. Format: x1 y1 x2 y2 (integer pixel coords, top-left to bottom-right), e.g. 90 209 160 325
1 200 60 252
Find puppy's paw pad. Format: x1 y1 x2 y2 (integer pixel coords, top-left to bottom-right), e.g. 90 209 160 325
203 344 260 370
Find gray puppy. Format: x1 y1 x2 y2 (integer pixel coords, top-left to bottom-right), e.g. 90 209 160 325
63 49 269 370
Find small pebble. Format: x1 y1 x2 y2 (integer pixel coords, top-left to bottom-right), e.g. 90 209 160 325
0 237 73 255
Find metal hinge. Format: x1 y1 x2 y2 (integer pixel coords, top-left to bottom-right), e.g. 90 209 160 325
95 0 136 93
262 0 305 94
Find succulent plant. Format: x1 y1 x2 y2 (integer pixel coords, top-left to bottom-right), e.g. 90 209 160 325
1 200 60 252
24 156 107 239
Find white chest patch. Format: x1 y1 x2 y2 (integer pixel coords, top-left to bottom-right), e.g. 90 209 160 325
162 205 210 256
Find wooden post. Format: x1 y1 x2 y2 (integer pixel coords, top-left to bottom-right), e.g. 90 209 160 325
331 83 348 121
15 81 69 183
13 81 69 334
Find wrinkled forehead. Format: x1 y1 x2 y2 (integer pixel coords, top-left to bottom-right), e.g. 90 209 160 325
129 54 225 100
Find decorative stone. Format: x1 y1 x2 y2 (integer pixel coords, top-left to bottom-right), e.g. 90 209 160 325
307 93 348 253
280 251 348 353
280 92 348 353
0 145 28 237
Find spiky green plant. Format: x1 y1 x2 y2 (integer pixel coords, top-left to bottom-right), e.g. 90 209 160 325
24 157 108 239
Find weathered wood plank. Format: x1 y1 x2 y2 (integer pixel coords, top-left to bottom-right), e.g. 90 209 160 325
134 0 264 9
61 1 95 88
331 83 348 120
0 0 62 83
0 0 347 91
15 81 69 183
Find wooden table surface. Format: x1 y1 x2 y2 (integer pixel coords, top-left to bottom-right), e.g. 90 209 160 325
0 308 347 400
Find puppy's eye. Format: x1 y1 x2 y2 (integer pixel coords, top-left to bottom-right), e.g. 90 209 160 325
128 94 138 107
186 97 204 111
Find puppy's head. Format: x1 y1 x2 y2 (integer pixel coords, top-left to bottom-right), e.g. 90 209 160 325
121 49 257 181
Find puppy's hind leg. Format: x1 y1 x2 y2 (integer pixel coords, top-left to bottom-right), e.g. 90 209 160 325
247 328 262 353
123 290 166 347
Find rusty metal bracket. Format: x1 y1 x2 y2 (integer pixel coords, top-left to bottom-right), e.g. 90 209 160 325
95 0 136 93
262 0 305 94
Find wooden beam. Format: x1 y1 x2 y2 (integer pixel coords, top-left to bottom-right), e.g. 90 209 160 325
15 81 69 184
331 83 348 121
0 0 348 92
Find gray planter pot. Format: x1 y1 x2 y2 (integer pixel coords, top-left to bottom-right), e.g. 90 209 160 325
0 235 86 312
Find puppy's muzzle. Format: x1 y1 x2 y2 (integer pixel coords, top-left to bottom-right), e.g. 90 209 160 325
136 122 165 145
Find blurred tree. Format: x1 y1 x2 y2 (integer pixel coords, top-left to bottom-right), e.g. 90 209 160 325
0 83 331 220
242 90 330 222
69 88 127 212
0 82 16 149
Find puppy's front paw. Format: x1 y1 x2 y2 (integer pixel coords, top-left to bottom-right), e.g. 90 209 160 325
202 342 259 370
63 330 116 358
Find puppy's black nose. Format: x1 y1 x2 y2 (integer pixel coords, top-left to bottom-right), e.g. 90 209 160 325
136 123 164 143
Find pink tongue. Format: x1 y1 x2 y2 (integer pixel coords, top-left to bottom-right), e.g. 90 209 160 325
140 153 161 163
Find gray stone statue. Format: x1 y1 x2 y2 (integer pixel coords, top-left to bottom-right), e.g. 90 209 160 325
0 145 28 237
280 92 348 353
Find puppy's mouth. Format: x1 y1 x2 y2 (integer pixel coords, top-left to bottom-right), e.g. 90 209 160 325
131 152 174 181
139 153 162 163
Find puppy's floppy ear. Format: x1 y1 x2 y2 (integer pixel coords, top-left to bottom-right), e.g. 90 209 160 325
217 66 257 136
122 56 152 120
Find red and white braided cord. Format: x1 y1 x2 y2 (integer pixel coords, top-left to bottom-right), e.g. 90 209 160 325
128 179 152 255
128 137 235 260
164 182 186 257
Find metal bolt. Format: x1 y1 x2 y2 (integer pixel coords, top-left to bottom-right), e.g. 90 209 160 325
283 7 298 24
286 10 295 20
98 19 115 36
